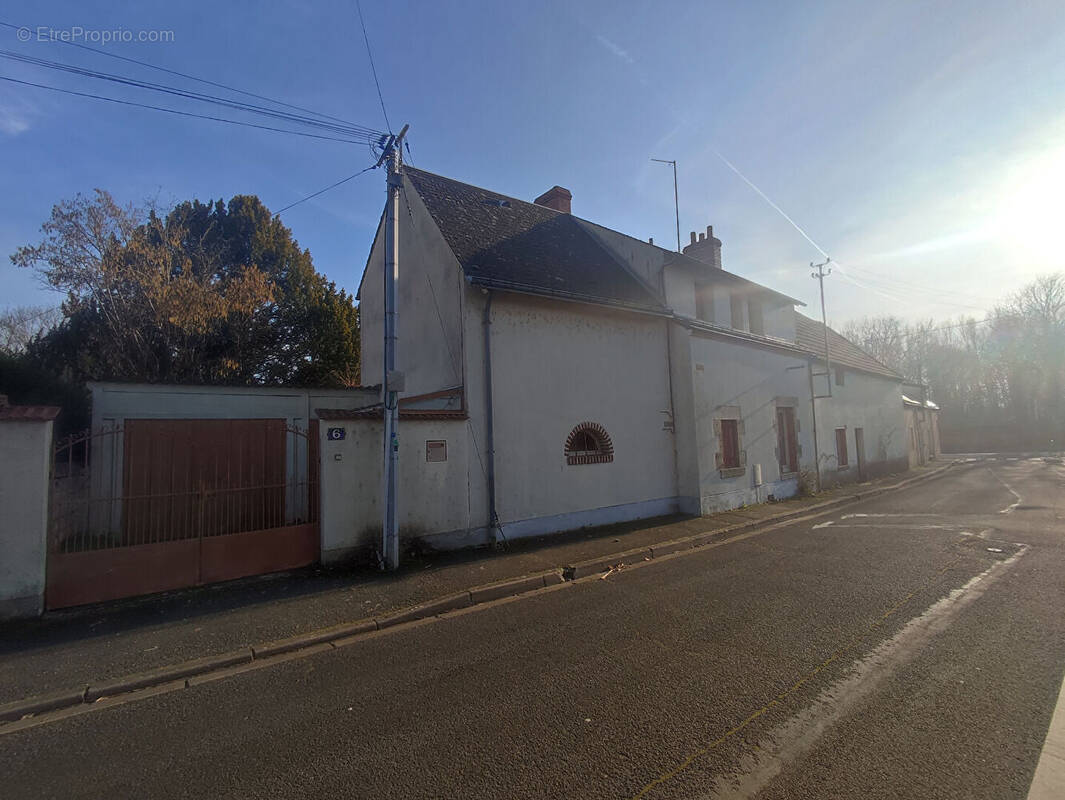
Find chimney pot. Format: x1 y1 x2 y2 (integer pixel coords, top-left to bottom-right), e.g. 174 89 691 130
681 223 723 269
648 237 654 245
533 185 572 213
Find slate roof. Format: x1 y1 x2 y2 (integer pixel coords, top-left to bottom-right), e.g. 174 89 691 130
795 313 900 379
404 168 665 311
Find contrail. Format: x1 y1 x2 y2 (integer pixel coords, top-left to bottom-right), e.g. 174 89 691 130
711 149 904 302
711 148 831 261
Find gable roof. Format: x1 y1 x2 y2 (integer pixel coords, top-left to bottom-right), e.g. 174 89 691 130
404 167 665 312
795 313 900 379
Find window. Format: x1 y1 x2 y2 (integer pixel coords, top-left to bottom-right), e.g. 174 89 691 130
776 407 799 474
748 300 764 336
721 420 740 467
564 422 614 465
695 284 714 322
714 411 746 477
835 367 845 386
835 427 849 467
730 292 746 331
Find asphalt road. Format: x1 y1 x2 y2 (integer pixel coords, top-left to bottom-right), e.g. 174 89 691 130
4 458 1064 799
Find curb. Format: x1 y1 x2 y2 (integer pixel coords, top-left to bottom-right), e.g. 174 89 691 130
0 569 565 725
0 461 958 725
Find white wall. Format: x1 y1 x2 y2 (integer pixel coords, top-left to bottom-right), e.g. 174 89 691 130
318 417 472 562
471 293 680 534
359 173 465 400
763 303 798 342
663 269 697 318
688 333 812 512
0 419 52 619
815 372 908 485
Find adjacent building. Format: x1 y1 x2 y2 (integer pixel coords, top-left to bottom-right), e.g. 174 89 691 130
319 167 910 562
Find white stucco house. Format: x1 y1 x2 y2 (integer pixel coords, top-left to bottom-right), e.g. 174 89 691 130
318 168 908 562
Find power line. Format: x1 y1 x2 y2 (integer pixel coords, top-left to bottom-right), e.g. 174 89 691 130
840 261 1000 305
353 0 392 134
0 49 385 140
0 75 374 144
274 164 378 214
0 20 363 129
834 266 993 313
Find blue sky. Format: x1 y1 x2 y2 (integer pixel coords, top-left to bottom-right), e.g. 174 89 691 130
2 0 1064 327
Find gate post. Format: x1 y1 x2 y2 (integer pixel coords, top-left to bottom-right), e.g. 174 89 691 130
0 398 59 619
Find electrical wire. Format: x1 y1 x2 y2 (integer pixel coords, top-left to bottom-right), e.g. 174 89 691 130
0 20 364 129
0 74 373 144
353 0 391 133
274 164 378 215
0 49 385 140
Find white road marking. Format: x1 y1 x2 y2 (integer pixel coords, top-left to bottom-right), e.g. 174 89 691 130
1028 660 1065 799
812 521 834 529
840 513 938 519
986 467 1023 514
701 545 1029 799
827 523 959 531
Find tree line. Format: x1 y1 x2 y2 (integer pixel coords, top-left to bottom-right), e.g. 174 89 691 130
842 273 1065 452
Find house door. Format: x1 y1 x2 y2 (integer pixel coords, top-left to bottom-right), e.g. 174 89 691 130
854 427 866 481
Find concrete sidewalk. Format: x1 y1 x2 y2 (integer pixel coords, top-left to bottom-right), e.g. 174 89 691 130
0 462 952 707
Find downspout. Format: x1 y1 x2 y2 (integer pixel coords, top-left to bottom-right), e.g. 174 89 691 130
482 290 499 543
808 358 822 491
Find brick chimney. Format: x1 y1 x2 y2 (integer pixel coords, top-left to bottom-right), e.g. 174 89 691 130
682 225 722 269
534 186 572 214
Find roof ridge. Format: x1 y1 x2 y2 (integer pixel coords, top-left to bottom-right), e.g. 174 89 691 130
404 165 562 216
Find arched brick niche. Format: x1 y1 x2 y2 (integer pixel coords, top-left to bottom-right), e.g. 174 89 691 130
564 422 614 465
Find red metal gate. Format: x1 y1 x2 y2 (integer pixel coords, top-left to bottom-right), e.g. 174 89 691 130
46 419 319 610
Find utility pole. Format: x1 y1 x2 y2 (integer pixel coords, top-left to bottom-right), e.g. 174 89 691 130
808 257 832 492
651 158 680 252
379 123 409 571
810 258 833 396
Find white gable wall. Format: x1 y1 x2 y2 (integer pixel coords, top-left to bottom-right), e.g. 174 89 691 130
360 175 465 399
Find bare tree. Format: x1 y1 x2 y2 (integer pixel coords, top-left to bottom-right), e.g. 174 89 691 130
0 305 62 354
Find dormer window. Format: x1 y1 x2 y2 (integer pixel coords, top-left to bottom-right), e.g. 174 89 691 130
748 300 764 335
696 284 715 323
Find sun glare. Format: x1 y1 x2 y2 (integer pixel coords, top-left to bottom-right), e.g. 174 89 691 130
996 145 1065 269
